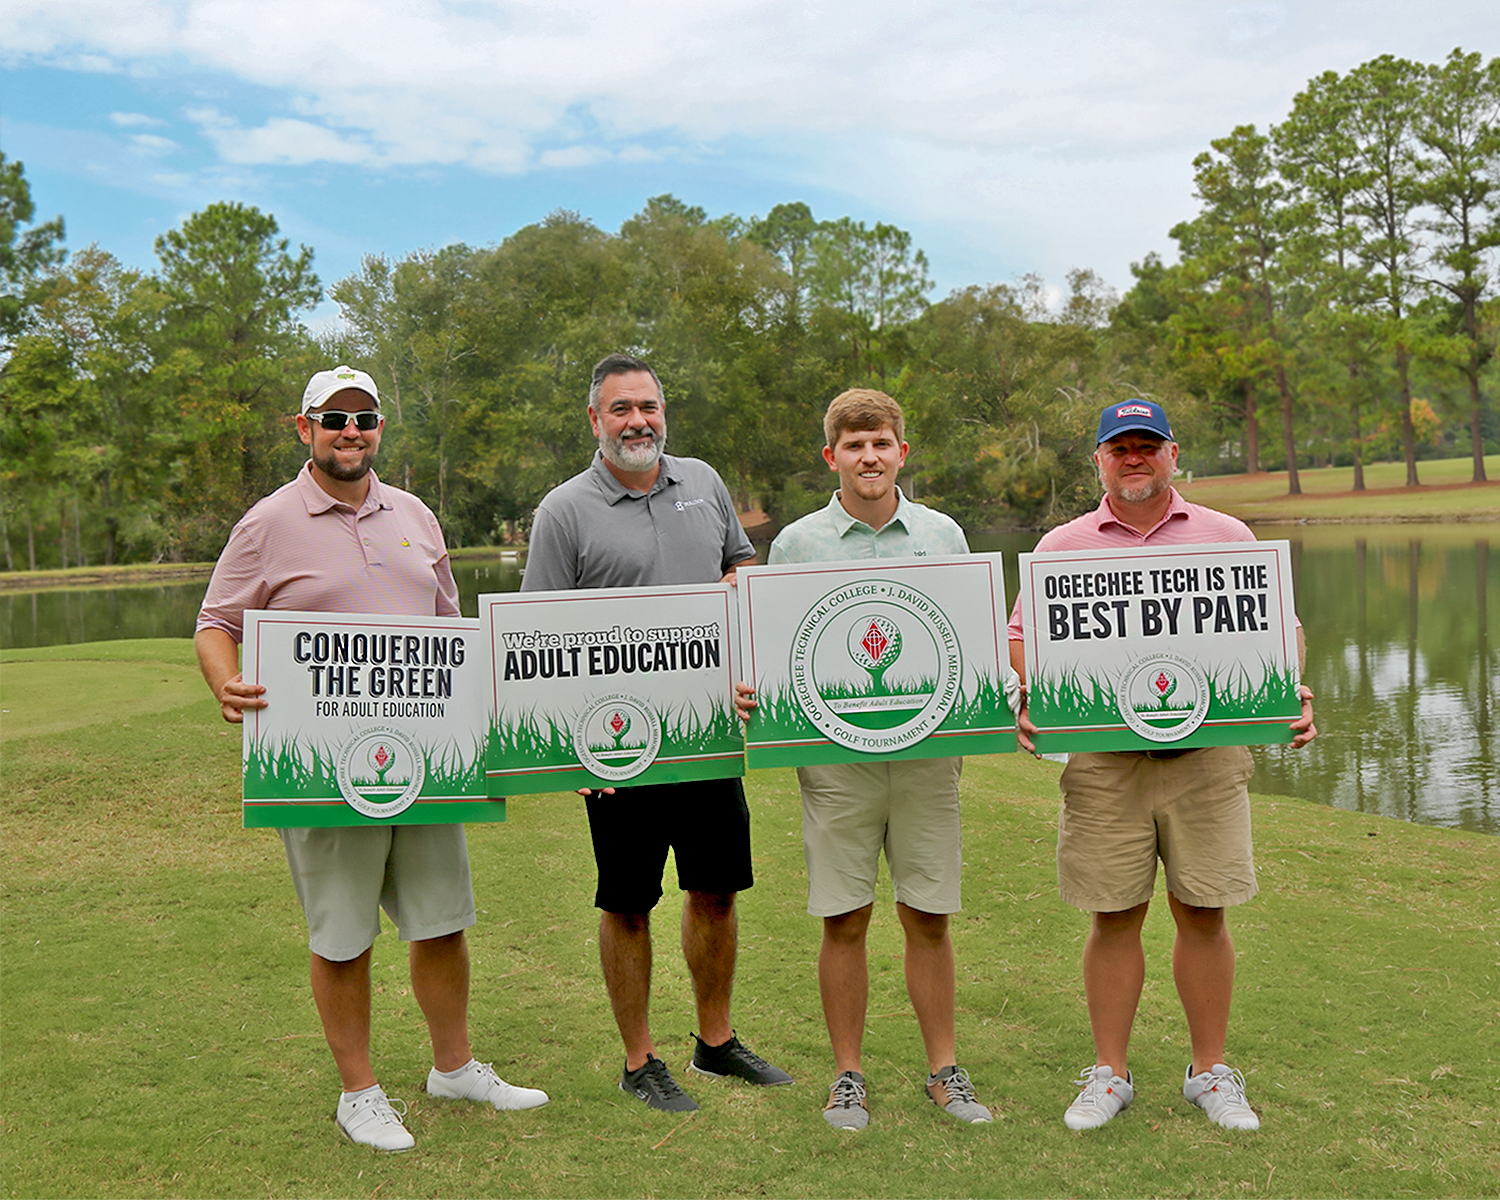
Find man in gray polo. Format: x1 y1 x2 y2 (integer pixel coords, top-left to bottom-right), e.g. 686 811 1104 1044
522 352 791 1112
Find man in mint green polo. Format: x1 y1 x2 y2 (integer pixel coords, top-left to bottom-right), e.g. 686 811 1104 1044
738 387 992 1132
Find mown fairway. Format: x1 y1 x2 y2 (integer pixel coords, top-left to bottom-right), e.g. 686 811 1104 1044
1179 455 1500 523
2 639 1497 1199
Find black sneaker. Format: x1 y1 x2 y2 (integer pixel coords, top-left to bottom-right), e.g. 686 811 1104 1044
688 1032 794 1086
620 1055 699 1112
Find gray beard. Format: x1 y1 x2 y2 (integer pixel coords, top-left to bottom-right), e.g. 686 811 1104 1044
601 427 665 473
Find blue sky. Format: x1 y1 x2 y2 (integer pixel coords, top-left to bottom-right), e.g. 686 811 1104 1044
4 1 1497 327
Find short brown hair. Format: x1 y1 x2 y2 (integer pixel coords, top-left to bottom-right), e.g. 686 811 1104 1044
823 388 905 449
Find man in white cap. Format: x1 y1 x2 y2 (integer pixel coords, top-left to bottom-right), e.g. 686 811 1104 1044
196 366 548 1152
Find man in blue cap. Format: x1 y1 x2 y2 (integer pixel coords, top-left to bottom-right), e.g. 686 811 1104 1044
1007 399 1317 1134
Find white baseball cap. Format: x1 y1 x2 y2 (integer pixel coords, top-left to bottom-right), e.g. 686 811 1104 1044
302 366 380 414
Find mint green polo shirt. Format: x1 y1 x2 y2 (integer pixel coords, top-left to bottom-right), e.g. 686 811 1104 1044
768 489 969 565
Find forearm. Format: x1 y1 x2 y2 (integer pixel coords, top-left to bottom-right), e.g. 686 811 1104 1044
195 627 265 723
196 628 241 698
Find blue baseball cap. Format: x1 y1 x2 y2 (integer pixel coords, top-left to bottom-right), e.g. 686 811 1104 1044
1097 399 1173 444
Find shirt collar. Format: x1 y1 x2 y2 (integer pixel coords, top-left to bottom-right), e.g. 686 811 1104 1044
828 486 913 537
590 449 679 503
295 461 389 516
1093 487 1189 537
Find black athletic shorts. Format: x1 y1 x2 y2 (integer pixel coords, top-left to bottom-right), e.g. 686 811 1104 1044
584 777 754 914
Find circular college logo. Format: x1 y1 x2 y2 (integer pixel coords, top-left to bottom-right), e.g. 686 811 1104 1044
1116 653 1212 742
336 725 425 818
791 579 962 754
572 693 662 782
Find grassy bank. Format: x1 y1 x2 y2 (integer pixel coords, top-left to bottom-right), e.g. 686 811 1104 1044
2 639 1497 1199
1178 455 1500 523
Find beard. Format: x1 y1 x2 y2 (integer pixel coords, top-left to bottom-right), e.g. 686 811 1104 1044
313 442 377 483
600 423 666 473
1114 477 1167 504
1099 466 1169 505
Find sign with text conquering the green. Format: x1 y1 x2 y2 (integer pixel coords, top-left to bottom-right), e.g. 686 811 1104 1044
739 556 1015 768
481 585 743 795
241 611 501 828
1018 541 1302 752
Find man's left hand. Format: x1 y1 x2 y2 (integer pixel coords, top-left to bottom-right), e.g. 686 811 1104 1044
1290 685 1317 749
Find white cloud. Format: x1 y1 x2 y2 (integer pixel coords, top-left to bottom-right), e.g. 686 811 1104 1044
537 145 611 169
7 0 1495 173
109 111 166 128
129 133 179 155
4 0 1497 291
185 108 375 165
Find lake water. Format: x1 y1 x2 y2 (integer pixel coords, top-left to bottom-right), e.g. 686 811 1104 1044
3 526 1495 836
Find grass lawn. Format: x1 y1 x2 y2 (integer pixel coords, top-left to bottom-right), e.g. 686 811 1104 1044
1178 455 1500 523
2 639 1497 1199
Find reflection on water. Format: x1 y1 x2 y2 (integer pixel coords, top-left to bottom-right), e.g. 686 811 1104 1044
1250 526 1497 837
3 527 1496 835
0 580 211 648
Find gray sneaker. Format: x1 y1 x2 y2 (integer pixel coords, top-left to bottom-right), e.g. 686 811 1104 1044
926 1065 993 1123
620 1055 699 1112
823 1070 869 1131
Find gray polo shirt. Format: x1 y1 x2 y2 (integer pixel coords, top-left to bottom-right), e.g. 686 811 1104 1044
522 451 755 591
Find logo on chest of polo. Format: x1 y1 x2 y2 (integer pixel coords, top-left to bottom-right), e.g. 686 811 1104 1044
674 498 707 511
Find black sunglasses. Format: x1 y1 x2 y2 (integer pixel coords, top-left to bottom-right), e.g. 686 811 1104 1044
307 410 381 431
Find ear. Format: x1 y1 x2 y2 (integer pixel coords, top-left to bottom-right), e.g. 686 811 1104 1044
296 414 313 447
822 444 837 471
897 440 910 469
588 405 602 439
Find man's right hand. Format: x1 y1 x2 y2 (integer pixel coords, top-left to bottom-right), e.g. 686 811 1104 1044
215 673 267 724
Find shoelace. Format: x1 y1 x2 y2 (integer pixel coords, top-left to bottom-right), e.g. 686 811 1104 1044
940 1068 979 1104
1070 1064 1114 1106
829 1075 867 1109
358 1093 408 1125
723 1040 773 1071
1199 1065 1250 1104
640 1058 688 1100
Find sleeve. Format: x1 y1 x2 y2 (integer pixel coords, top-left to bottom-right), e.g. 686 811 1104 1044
519 502 579 592
1006 527 1064 640
716 474 756 570
943 514 970 555
195 517 267 643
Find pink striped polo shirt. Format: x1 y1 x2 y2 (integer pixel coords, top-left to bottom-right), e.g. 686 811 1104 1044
1006 489 1257 639
197 463 459 643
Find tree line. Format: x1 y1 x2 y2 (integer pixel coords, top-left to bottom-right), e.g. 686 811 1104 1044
2 49 1496 571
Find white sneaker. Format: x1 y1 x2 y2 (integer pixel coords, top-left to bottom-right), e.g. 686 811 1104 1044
1063 1063 1133 1130
336 1086 415 1152
1183 1062 1260 1130
427 1059 549 1110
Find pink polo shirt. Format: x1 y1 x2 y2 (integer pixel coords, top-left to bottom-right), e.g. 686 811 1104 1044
197 463 459 643
1006 489 1257 639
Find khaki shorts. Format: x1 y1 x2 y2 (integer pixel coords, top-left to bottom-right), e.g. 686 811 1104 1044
279 824 476 961
797 757 963 918
1056 746 1257 913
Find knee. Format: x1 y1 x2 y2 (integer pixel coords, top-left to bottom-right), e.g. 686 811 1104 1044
685 891 736 923
823 906 873 947
896 904 949 948
1171 899 1227 939
603 910 652 937
1090 902 1150 943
